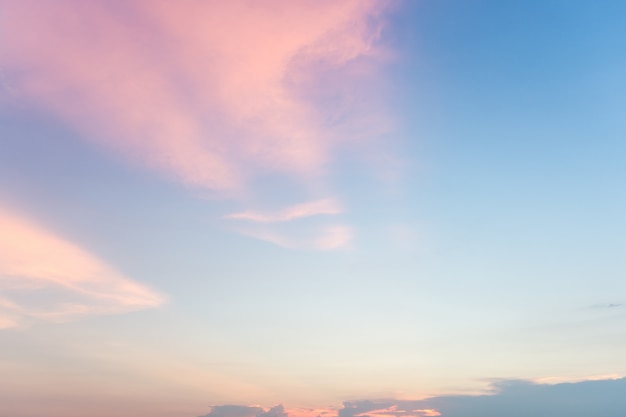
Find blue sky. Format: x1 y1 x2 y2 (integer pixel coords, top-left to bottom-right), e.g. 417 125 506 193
1 1 625 416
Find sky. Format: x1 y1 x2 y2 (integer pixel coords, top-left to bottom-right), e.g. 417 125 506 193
1 0 626 416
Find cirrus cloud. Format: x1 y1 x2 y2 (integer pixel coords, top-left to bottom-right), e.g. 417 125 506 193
0 205 165 328
225 199 342 223
0 0 394 250
0 0 392 192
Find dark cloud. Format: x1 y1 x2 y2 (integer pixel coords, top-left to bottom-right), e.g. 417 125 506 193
258 405 288 417
339 377 626 417
200 405 286 417
199 378 626 417
199 405 264 417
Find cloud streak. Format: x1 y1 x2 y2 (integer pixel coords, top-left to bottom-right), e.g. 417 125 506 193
1 0 391 193
0 206 164 328
1 0 393 250
225 199 342 223
236 225 352 250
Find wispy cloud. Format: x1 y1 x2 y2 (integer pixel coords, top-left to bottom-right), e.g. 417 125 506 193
343 405 440 417
532 374 625 384
1 0 391 193
237 225 352 251
339 402 439 417
225 199 342 223
1 0 394 249
0 206 165 328
225 199 351 250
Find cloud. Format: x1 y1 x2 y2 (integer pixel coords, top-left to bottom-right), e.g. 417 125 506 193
340 403 440 417
338 377 626 417
225 199 342 223
1 0 394 250
258 405 289 417
0 206 165 328
236 225 352 250
200 405 264 417
225 198 350 250
200 405 287 417
200 377 626 417
200 405 340 417
1 0 391 193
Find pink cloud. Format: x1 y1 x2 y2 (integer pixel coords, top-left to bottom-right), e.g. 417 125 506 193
0 206 165 328
237 225 352 251
225 199 342 223
288 408 339 417
413 410 440 417
1 0 392 194
342 403 441 417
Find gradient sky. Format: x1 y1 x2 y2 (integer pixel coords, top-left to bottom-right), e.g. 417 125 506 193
1 1 626 416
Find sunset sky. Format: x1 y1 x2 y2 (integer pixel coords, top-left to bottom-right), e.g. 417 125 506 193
1 1 626 416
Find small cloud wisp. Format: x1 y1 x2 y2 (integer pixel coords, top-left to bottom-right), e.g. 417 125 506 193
225 199 342 223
